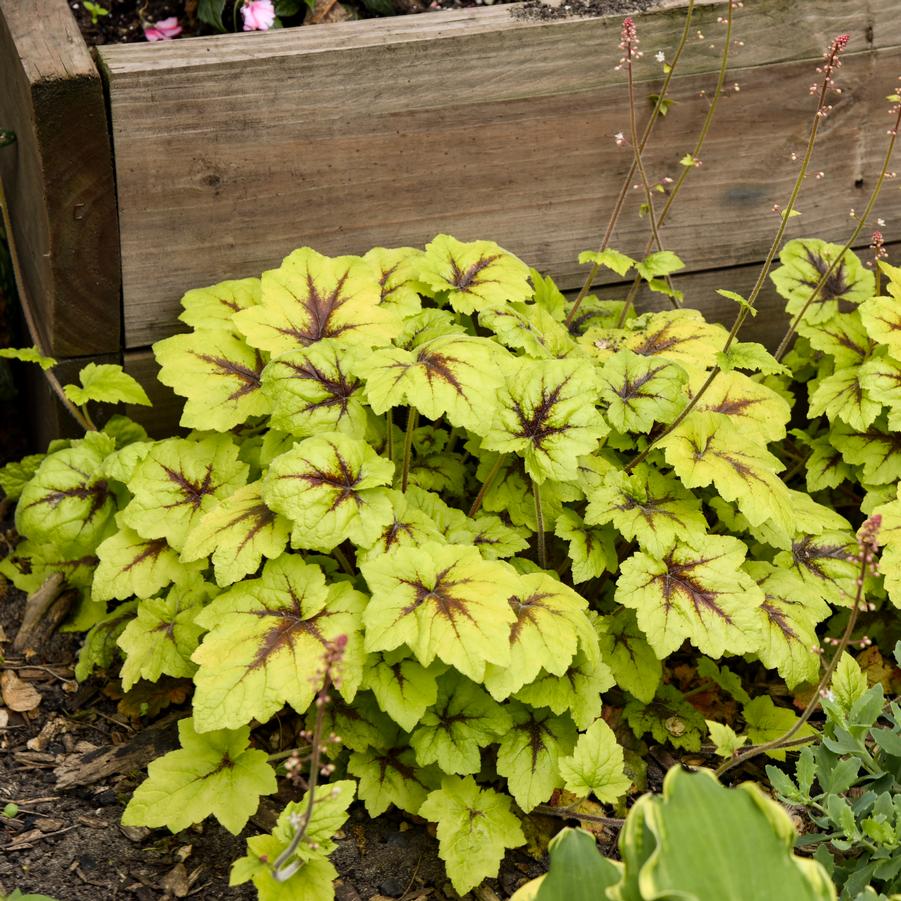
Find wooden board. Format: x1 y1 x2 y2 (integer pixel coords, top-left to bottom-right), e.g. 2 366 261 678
0 0 120 357
99 0 901 348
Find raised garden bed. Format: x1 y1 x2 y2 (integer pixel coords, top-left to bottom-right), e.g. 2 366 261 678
2 0 901 438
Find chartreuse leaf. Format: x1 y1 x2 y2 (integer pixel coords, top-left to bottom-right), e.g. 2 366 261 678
831 652 868 713
262 339 367 438
554 510 617 584
122 435 247 553
261 432 394 552
831 419 901 485
771 238 873 324
75 601 138 681
531 268 569 320
0 345 57 369
446 512 530 560
234 248 398 355
356 489 445 564
361 543 520 682
774 530 858 607
411 671 512 774
123 718 276 835
616 535 763 659
717 340 790 376
191 556 365 731
496 702 576 811
418 234 532 313
558 717 630 803
364 246 423 319
117 580 216 691
356 334 509 436
706 720 748 757
63 364 151 407
579 248 636 277
636 251 685 281
153 330 269 431
860 293 901 362
0 453 45 500
348 743 440 816
747 561 831 688
178 277 261 331
860 353 901 420
871 485 901 605
479 301 576 359
596 609 662 704
743 696 815 760
361 649 443 732
809 362 882 432
181 483 290 587
483 358 608 483
802 432 855 491
316 692 398 755
419 776 526 896
624 683 706 751
231 780 355 899
599 350 688 434
482 571 598 700
586 465 707 557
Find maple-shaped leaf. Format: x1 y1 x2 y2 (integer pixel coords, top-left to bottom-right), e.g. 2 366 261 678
0 345 57 369
554 510 617 584
801 310 873 371
348 744 440 817
178 277 261 331
101 440 154 486
121 435 247 553
579 248 636 278
808 362 881 432
860 291 901 360
558 718 631 803
478 301 577 359
407 452 468 497
446 513 530 560
595 609 662 704
530 268 569 320
364 246 424 319
181 483 290 587
800 432 855 491
191 556 365 731
153 330 269 432
0 453 45 502
93 528 202 602
831 419 901 485
356 334 509 437
716 341 790 377
234 248 399 355
746 562 831 688
75 601 138 681
743 696 816 761
495 701 577 812
313 692 399 756
411 671 512 774
860 353 901 417
483 358 608 484
360 542 520 682
394 309 467 350
482 572 598 701
361 649 444 732
871 486 901 606
585 465 707 557
706 720 748 758
123 718 276 834
599 349 688 434
262 339 367 439
118 580 216 690
231 780 354 898
418 234 531 314
623 683 706 751
661 413 793 541
419 776 526 896
615 535 764 659
356 489 445 564
744 488 851 553
771 239 873 324
774 530 859 607
261 432 394 552
16 440 117 556
62 363 151 407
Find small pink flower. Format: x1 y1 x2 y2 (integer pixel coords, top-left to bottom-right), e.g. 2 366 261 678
143 17 182 41
241 0 276 31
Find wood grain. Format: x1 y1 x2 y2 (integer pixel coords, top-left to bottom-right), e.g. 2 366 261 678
0 0 120 356
99 0 901 348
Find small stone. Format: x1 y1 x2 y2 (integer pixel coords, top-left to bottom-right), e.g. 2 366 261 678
120 825 151 842
378 877 406 896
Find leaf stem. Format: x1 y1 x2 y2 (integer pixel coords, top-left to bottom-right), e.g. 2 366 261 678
332 545 355 578
385 409 394 463
533 804 625 828
468 454 505 518
533 479 547 569
400 408 418 492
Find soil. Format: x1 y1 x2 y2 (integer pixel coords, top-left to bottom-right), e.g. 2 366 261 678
516 0 661 22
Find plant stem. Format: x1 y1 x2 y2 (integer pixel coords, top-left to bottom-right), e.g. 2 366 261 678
533 804 625 828
385 409 394 463
400 408 418 492
332 545 355 577
468 454 505 518
532 479 547 569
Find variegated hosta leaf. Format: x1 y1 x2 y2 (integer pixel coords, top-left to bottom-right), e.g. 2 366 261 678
118 579 216 690
771 239 874 324
554 509 617 584
348 744 440 817
361 649 444 732
478 301 577 359
831 420 901 485
495 701 577 812
234 248 399 355
871 485 901 606
774 530 859 607
661 413 793 542
599 349 689 434
153 330 269 432
356 334 509 436
595 609 662 704
615 535 764 659
746 562 831 688
482 572 598 701
191 556 365 731
558 717 631 803
121 435 248 553
181 483 291 587
585 465 708 557
261 339 368 438
261 432 394 551
178 277 261 332
482 358 608 484
623 683 706 751
418 234 531 314
364 246 424 319
360 542 520 682
411 671 512 775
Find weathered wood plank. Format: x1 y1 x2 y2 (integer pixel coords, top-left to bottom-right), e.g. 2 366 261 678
0 0 120 357
99 0 901 348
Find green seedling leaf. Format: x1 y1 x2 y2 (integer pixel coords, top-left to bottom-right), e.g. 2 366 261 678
348 744 440 816
558 717 630 803
636 251 685 281
554 510 617 584
419 776 526 896
418 234 532 313
578 249 636 278
124 718 276 834
831 652 868 713
0 346 57 369
197 0 226 30
178 277 261 331
64 363 151 407
596 609 661 704
624 683 706 751
361 649 443 732
706 720 748 758
743 696 816 760
153 330 269 431
191 556 365 731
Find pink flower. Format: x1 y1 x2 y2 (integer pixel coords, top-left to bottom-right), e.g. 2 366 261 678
143 17 182 41
241 0 276 31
